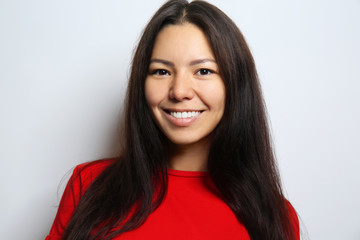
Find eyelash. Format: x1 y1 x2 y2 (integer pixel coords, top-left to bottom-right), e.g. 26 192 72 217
150 68 215 76
196 68 214 75
151 69 170 76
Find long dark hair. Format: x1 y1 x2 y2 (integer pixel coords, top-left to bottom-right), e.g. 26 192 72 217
62 0 296 239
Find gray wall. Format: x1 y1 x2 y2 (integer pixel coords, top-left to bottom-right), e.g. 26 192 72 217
1 0 359 239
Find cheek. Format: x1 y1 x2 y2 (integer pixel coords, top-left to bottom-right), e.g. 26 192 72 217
145 79 160 108
199 81 226 112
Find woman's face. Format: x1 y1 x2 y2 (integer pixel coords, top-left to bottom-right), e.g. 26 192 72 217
145 23 225 146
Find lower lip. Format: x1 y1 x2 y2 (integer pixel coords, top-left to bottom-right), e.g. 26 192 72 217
164 111 202 127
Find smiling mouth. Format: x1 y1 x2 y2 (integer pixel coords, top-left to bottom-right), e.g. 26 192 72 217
163 109 203 119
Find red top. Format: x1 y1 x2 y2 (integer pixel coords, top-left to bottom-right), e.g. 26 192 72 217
46 159 299 240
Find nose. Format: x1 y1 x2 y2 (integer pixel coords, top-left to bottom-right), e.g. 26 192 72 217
169 72 195 101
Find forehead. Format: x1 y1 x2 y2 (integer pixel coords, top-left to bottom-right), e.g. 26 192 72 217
150 23 215 62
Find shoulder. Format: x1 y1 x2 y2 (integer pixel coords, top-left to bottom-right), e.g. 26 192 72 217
75 158 115 180
71 158 116 194
46 158 116 239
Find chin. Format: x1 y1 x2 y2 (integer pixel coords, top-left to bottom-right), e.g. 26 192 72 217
166 134 209 147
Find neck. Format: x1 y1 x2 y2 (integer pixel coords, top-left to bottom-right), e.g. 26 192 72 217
167 138 210 171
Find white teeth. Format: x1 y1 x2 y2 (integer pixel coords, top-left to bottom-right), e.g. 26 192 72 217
170 111 201 119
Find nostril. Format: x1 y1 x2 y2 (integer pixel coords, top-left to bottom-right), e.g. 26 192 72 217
170 90 195 101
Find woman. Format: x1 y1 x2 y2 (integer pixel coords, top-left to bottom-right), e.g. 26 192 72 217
46 0 299 239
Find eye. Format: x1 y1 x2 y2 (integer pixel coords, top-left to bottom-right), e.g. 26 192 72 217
151 69 170 76
196 69 214 75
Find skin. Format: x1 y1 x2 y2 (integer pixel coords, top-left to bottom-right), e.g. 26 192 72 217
145 23 226 171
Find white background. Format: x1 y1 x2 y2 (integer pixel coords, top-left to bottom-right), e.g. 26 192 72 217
1 0 359 239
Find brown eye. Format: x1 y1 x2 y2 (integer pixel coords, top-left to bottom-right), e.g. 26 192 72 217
196 69 214 75
152 69 170 76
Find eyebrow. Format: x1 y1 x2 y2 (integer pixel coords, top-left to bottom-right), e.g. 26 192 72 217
189 58 216 66
149 58 216 67
149 59 174 67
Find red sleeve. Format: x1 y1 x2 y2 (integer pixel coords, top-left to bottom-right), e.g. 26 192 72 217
45 160 113 240
287 201 300 240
